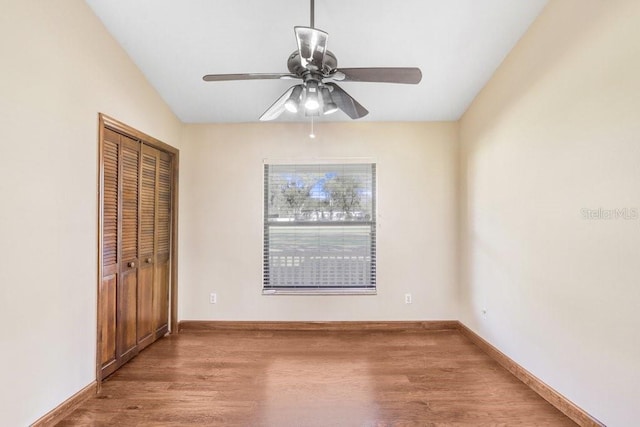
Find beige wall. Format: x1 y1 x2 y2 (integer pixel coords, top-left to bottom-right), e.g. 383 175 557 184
179 122 458 321
0 1 182 425
459 0 640 425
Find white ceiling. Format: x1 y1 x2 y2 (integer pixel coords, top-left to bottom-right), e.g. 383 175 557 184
85 0 547 123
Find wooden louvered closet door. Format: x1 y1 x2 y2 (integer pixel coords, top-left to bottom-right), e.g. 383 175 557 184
154 149 172 338
99 123 174 380
137 145 157 350
100 129 141 377
118 136 140 363
137 145 172 348
99 129 119 377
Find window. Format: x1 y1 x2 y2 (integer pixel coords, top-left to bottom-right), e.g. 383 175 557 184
263 162 376 294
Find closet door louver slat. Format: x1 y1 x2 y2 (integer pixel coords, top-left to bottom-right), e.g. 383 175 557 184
140 153 157 257
102 139 119 269
121 142 139 263
157 155 171 255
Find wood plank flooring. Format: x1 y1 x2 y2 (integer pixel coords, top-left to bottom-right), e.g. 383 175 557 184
59 329 576 426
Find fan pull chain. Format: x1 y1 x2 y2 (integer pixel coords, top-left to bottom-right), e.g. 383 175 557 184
309 116 316 139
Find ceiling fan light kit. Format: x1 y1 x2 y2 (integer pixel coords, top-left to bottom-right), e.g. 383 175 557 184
284 85 304 113
303 80 320 111
202 0 422 121
321 87 338 115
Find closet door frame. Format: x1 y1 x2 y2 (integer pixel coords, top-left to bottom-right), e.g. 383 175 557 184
97 113 179 383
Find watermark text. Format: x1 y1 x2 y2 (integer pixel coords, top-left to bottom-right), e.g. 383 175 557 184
581 207 638 220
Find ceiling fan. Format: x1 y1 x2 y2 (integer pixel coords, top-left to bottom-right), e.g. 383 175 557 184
202 0 422 121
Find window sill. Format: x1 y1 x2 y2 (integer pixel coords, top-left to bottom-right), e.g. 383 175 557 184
262 288 377 296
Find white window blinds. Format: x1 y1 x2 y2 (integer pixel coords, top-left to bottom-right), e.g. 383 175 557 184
263 163 376 293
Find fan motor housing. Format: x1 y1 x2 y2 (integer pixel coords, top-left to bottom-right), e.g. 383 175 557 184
288 50 337 76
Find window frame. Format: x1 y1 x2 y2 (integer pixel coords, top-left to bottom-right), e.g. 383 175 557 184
262 159 377 295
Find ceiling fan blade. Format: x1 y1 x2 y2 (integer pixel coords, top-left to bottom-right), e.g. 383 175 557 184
259 85 299 121
332 67 422 84
203 73 298 82
294 26 328 71
325 83 369 120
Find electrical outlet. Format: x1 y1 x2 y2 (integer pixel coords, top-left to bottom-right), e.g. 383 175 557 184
209 293 217 304
405 293 412 304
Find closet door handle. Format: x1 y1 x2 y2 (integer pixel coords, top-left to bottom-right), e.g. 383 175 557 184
128 261 135 268
146 258 152 263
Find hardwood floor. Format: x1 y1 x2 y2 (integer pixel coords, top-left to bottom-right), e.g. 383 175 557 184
59 329 576 426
